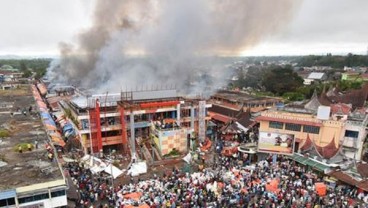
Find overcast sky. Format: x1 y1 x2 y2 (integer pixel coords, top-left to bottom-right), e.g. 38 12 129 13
0 0 367 57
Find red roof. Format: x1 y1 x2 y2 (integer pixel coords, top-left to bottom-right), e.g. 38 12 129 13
314 136 339 159
330 103 351 115
256 116 322 127
211 114 231 123
300 134 312 151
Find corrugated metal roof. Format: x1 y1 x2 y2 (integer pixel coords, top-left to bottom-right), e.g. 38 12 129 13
0 189 16 200
308 72 325 80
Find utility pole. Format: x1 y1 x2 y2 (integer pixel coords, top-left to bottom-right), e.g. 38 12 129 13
110 150 115 188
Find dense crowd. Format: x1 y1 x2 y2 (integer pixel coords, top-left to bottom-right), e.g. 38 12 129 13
67 152 368 208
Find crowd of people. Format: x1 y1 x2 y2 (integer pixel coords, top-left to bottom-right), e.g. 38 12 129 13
66 150 368 208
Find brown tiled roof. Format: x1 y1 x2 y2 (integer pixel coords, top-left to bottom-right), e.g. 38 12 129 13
314 136 339 159
236 109 253 128
357 163 368 179
328 171 358 187
300 134 312 152
211 114 232 123
321 83 368 109
319 92 333 106
328 171 368 192
208 104 240 118
356 180 368 192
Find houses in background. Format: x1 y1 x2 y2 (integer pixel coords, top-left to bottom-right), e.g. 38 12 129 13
0 66 25 90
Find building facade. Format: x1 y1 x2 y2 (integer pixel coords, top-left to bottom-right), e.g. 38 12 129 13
62 90 211 157
256 105 368 160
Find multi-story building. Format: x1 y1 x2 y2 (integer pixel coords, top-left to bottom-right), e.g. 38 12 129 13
256 100 368 161
61 89 211 157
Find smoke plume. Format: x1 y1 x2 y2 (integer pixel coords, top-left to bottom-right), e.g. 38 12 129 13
49 0 301 96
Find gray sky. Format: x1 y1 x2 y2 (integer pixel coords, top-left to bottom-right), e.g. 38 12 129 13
0 0 367 56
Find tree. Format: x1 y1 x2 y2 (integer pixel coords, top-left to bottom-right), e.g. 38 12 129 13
261 65 304 95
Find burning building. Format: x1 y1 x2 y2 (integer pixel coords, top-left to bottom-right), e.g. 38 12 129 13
61 89 211 160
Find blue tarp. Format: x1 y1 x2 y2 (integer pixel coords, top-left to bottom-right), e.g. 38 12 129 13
40 112 51 118
44 119 56 126
63 123 73 132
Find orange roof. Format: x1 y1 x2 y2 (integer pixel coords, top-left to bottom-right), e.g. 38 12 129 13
50 136 66 147
211 114 231 123
330 103 351 115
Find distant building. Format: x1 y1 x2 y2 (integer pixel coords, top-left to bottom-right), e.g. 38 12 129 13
341 72 368 82
303 72 327 85
210 90 281 113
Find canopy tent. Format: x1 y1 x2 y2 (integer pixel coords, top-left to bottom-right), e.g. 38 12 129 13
315 182 327 196
62 156 77 163
104 164 124 179
266 179 280 194
123 192 142 201
127 162 147 177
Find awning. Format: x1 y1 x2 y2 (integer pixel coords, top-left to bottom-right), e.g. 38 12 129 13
51 136 66 147
289 153 330 172
45 124 57 131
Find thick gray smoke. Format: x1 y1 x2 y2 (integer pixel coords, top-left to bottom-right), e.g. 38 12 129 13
48 0 301 96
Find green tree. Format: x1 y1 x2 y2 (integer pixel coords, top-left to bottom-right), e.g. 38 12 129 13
261 65 304 95
282 92 305 101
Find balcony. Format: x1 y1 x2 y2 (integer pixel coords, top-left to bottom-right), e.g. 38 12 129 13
342 137 357 149
102 136 122 145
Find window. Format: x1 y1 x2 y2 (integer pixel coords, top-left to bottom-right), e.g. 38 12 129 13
285 123 301 132
51 190 66 198
18 193 49 204
0 198 15 207
345 130 359 138
303 125 320 134
269 121 284 129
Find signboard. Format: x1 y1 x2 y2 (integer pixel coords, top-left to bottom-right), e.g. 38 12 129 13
258 132 295 155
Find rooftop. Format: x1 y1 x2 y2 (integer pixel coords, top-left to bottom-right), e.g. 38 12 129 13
211 90 281 104
0 85 63 190
307 72 325 80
